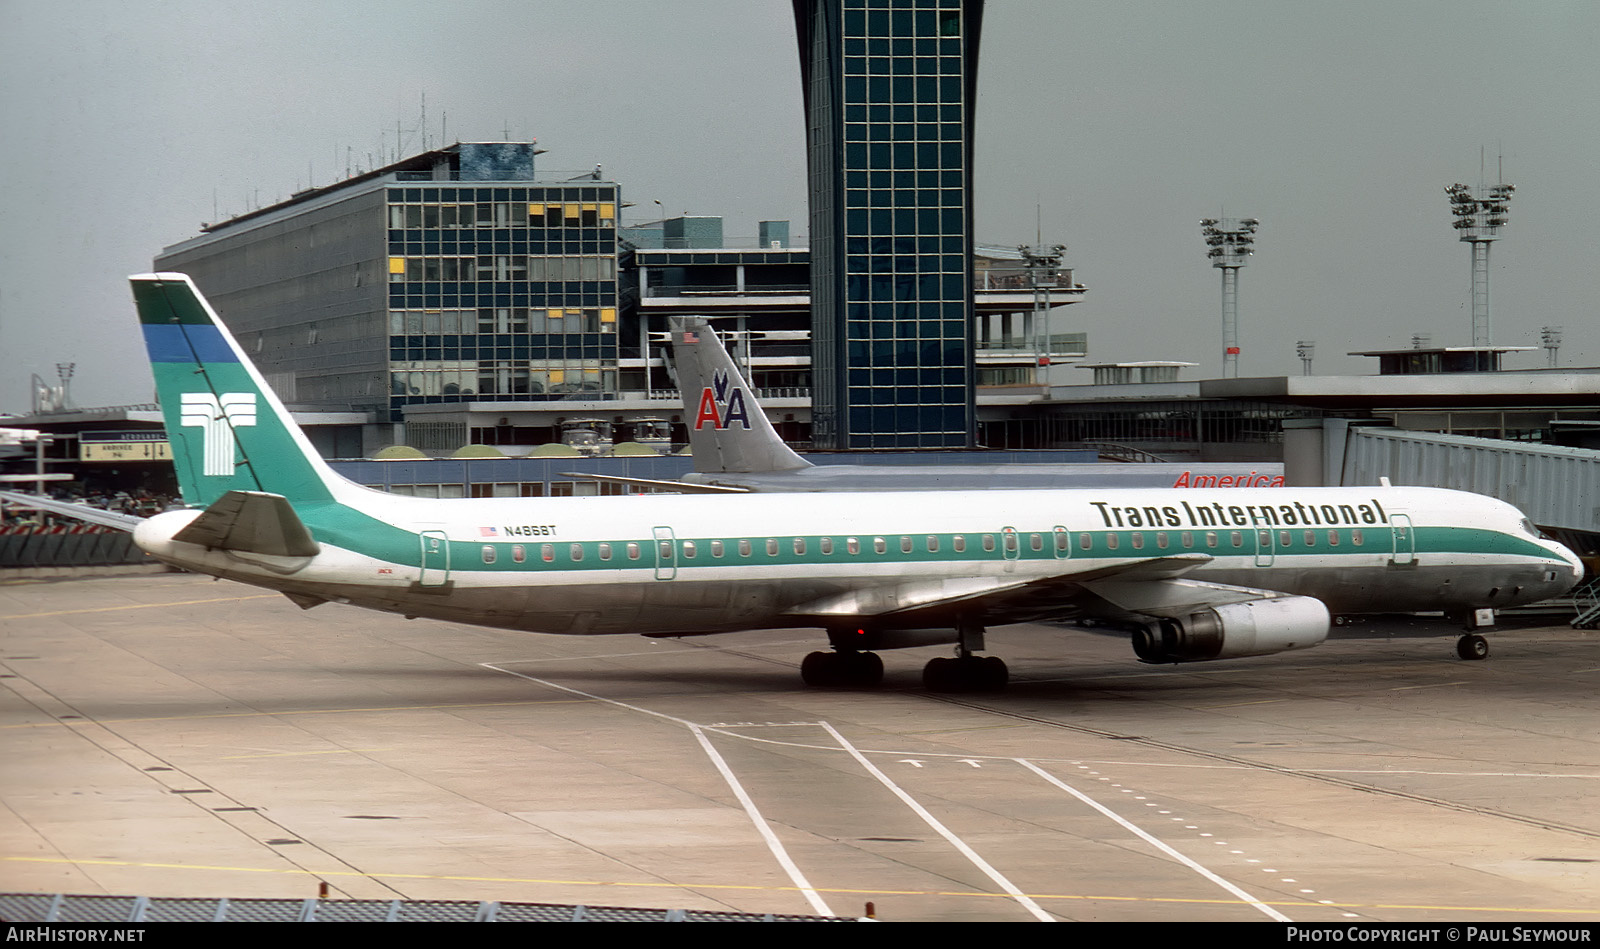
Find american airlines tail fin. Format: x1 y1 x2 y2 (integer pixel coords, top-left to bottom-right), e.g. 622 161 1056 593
670 318 810 473
132 273 345 508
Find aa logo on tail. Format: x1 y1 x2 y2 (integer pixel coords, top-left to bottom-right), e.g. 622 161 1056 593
694 369 751 431
180 392 257 476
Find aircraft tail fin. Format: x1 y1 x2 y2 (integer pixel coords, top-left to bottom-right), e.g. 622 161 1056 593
131 273 345 509
670 318 810 473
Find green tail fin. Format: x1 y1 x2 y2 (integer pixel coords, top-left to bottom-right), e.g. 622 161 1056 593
132 273 339 508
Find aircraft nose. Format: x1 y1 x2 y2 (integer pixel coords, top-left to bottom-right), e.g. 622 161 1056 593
1552 541 1584 591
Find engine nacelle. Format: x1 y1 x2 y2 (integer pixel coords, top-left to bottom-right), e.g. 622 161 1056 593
1132 596 1329 664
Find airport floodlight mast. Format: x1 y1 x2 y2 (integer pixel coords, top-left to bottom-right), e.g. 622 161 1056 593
1445 178 1514 346
1200 217 1259 378
1019 243 1066 386
1541 326 1562 368
1296 340 1315 376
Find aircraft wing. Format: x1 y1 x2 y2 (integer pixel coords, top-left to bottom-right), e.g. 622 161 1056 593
0 491 146 531
556 472 750 494
786 553 1304 628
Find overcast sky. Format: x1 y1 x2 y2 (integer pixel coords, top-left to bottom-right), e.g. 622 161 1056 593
2 0 1596 413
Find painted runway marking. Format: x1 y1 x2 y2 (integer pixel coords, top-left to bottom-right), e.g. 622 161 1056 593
481 662 833 918
0 593 280 620
1018 758 1293 923
820 722 1055 922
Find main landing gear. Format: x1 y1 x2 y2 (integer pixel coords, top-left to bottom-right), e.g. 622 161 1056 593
798 619 1010 691
800 649 884 688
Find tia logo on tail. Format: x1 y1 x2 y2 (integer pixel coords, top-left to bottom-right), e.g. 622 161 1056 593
693 369 751 431
180 392 257 476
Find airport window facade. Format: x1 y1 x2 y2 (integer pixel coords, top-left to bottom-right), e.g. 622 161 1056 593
386 184 621 414
799 0 980 449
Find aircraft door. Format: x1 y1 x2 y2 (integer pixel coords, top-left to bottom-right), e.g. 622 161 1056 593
1390 514 1415 565
652 526 677 580
1253 524 1275 567
1001 526 1020 561
420 530 450 586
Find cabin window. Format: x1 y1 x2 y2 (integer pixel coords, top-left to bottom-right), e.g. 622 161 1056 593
1131 533 1144 550
766 538 779 556
681 541 695 559
512 545 526 563
1231 531 1243 548
1351 530 1364 546
900 536 913 554
710 540 724 558
820 537 834 555
626 542 640 560
1304 531 1316 547
1181 531 1193 548
1106 533 1119 550
1280 530 1293 547
794 538 807 555
1156 532 1168 549
873 537 887 554
482 545 497 564
1258 530 1271 547
953 535 966 552
1054 529 1069 553
598 543 612 561
1079 533 1092 551
570 543 584 561
1029 533 1043 552
927 534 940 553
658 541 674 560
1327 531 1340 546
542 544 555 562
1205 531 1218 548
982 534 996 552
848 537 860 555
739 538 752 556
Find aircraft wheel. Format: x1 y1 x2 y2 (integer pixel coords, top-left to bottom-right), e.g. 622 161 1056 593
846 651 884 687
923 656 1008 693
974 656 1008 691
803 650 884 688
1456 634 1489 661
923 657 958 692
801 651 838 686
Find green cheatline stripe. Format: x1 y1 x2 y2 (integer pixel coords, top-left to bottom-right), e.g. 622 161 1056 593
296 513 1551 575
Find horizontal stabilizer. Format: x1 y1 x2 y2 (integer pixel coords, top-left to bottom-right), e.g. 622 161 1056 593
172 490 320 557
0 491 146 531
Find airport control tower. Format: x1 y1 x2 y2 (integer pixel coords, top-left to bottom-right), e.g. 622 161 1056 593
793 0 983 449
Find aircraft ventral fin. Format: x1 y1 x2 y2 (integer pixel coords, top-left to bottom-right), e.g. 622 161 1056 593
171 490 321 558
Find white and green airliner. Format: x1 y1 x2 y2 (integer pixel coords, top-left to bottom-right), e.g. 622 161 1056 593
74 275 1594 690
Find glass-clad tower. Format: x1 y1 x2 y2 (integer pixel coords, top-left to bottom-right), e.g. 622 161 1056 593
794 0 983 449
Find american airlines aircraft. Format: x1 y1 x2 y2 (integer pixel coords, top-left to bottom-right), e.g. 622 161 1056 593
10 274 1582 693
578 317 1286 494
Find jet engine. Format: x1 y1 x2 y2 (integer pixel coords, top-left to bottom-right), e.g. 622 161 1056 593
1131 595 1329 663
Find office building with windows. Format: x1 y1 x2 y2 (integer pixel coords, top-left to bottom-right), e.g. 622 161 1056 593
155 143 624 451
794 0 984 449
